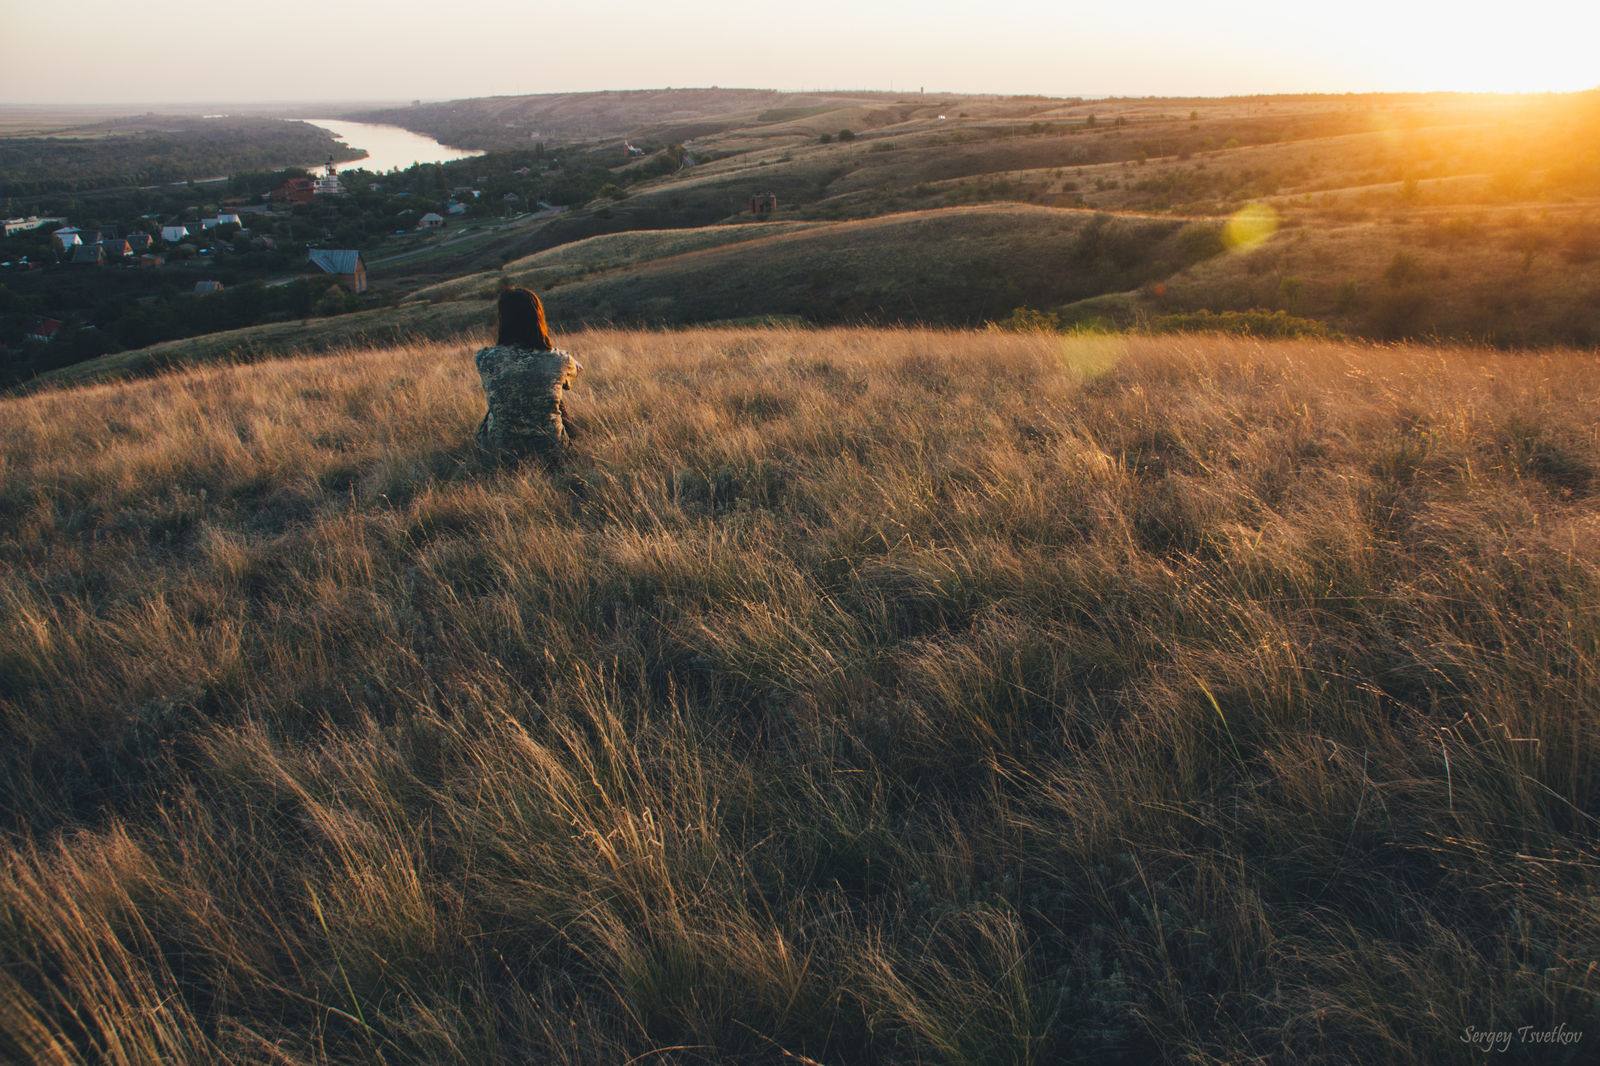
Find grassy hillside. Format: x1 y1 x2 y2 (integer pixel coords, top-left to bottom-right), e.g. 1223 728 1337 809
3 328 1598 1063
433 206 1187 327
10 90 1597 394
345 89 993 151
406 220 829 304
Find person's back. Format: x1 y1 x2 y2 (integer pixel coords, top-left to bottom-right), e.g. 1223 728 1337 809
474 343 579 459
474 287 581 465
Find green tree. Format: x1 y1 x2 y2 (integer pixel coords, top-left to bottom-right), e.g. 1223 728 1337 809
1279 275 1305 310
1334 280 1361 312
837 129 856 142
1178 222 1226 265
1383 251 1425 288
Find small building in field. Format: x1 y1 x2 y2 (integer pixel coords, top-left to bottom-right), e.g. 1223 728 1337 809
418 213 445 227
139 254 165 269
194 280 225 295
71 243 107 266
447 203 467 215
24 316 63 342
749 193 778 215
299 249 367 293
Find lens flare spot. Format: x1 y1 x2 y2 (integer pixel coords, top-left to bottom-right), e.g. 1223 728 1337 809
1225 203 1279 253
1060 334 1125 378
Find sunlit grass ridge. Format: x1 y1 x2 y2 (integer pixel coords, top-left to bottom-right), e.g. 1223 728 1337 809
2 327 1599 1063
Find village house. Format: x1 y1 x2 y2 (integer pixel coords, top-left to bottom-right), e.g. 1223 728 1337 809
749 194 778 215
71 243 106 266
193 281 225 295
271 177 316 204
447 203 467 215
4 215 67 237
127 233 154 252
53 228 82 251
102 238 133 259
298 249 366 294
161 225 190 243
139 254 165 269
250 234 278 250
24 316 63 342
418 213 445 228
97 225 119 241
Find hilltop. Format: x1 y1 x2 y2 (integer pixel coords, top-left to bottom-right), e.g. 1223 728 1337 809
345 87 1027 150
3 328 1598 1062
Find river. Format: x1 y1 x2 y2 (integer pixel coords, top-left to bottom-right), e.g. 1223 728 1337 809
297 118 485 175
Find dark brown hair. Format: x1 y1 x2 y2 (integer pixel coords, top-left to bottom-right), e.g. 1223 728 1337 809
495 287 553 350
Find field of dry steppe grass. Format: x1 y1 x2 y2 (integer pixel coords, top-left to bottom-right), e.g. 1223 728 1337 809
2 327 1599 1064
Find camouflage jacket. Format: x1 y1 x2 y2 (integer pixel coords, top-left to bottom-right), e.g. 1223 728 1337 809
473 345 581 459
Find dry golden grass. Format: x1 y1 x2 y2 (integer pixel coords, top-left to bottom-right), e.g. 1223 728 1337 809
2 327 1599 1064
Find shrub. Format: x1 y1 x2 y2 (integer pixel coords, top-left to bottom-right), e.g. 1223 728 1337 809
837 129 856 142
989 305 1063 332
1383 251 1425 288
1223 138 1240 150
1334 279 1361 312
1279 276 1306 310
1150 308 1341 339
1178 222 1226 265
819 133 833 144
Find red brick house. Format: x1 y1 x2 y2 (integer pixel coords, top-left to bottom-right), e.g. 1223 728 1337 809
271 177 316 204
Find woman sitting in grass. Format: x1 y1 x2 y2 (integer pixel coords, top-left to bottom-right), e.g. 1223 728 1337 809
474 287 581 466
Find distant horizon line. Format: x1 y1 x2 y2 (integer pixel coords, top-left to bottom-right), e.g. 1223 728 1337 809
3 86 1594 111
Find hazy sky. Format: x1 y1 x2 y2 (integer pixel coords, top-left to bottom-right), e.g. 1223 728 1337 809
4 0 1595 105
